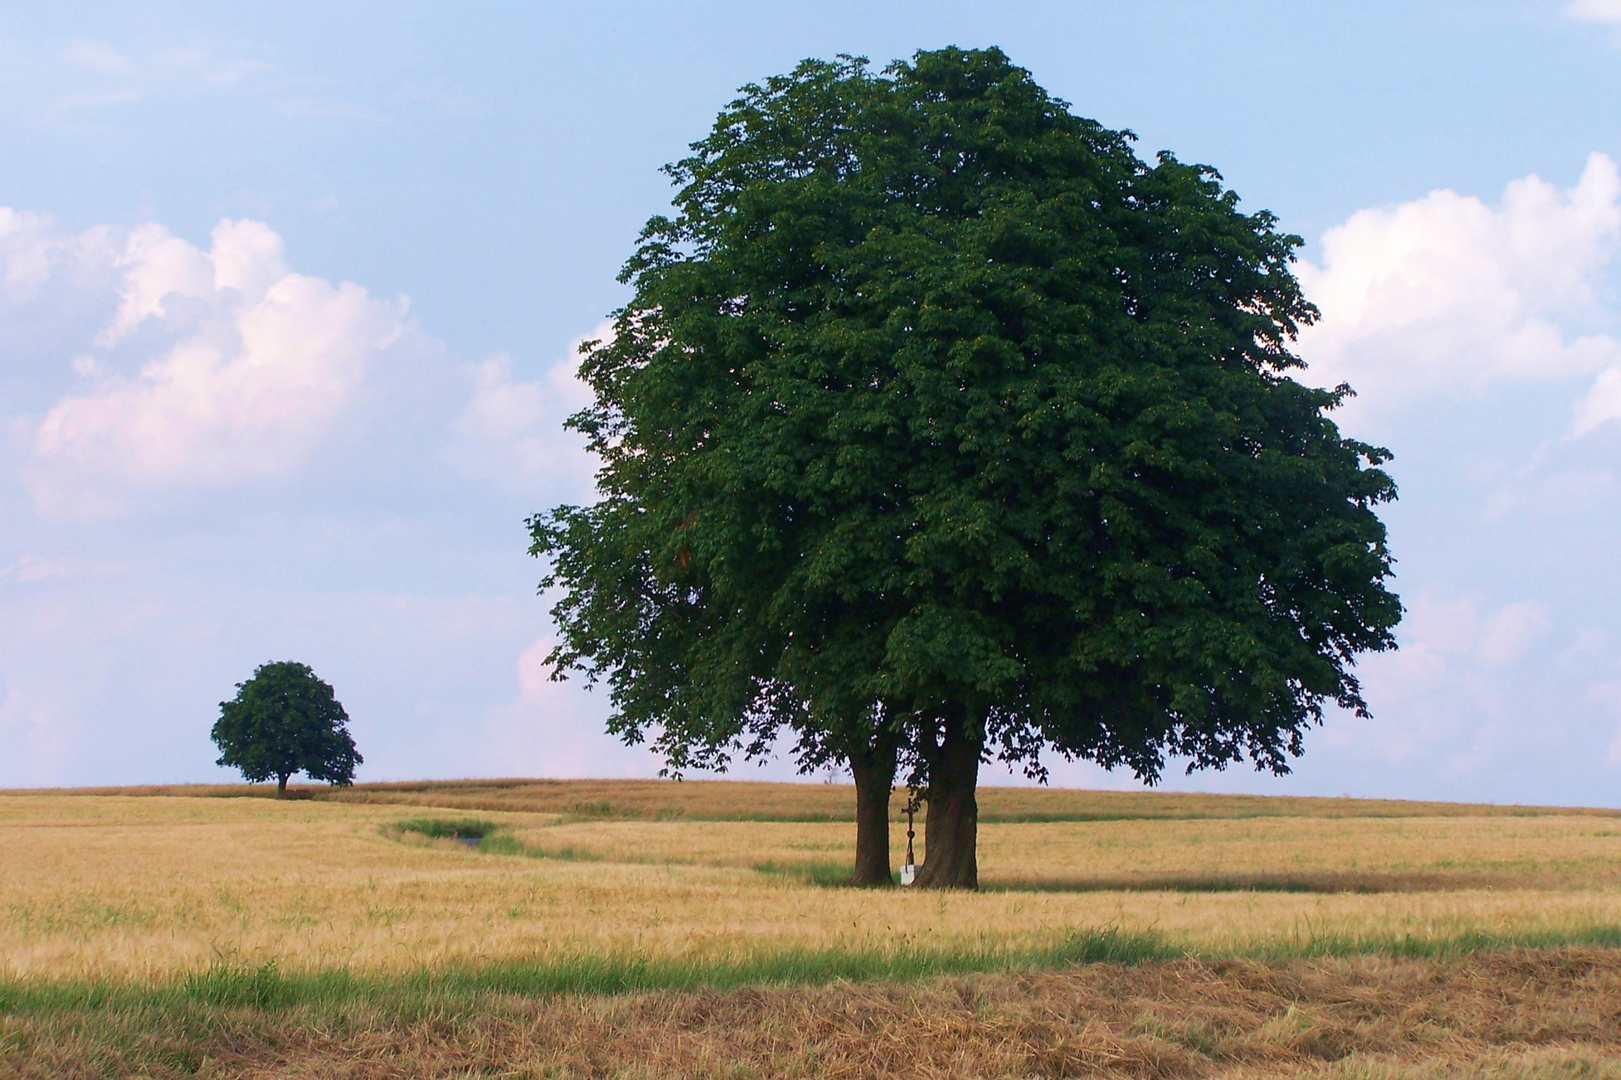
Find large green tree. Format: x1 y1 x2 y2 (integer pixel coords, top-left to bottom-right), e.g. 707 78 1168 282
530 48 1401 888
212 661 362 798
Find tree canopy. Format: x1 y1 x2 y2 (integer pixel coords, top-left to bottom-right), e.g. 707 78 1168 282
530 47 1401 887
212 661 362 797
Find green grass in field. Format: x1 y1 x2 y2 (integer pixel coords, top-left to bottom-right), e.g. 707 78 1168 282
9 925 1621 1024
387 817 602 861
390 816 500 840
0 928 1166 1019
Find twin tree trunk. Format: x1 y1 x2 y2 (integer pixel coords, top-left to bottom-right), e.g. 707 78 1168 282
846 705 982 890
276 773 290 799
848 734 898 887
913 706 981 890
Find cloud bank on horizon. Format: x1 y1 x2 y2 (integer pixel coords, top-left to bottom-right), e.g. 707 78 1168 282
3 150 1621 803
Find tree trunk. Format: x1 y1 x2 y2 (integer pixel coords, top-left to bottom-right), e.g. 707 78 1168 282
915 705 981 890
276 774 289 799
848 736 897 887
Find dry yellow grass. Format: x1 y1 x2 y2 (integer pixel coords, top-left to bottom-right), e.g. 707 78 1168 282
5 783 1621 983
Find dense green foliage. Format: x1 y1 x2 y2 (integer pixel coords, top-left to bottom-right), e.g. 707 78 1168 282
530 47 1400 883
211 662 362 796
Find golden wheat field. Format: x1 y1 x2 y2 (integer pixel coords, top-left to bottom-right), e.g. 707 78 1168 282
9 780 1621 1078
5 780 1621 983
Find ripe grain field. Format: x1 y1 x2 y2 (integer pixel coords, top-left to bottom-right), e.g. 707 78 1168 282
5 780 1621 1078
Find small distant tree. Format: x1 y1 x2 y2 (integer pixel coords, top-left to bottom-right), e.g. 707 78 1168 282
212 662 362 797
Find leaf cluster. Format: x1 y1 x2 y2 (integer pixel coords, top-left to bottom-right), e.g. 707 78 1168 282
530 47 1401 784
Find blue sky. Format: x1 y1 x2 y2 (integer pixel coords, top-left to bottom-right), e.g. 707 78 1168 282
3 1 1621 803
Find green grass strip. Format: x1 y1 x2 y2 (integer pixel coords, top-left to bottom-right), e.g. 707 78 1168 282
1244 923 1621 960
0 929 1163 1018
389 816 500 840
5 924 1621 1020
383 818 602 861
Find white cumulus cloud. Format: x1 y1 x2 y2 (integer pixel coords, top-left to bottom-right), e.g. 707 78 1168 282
1478 601 1554 666
16 217 411 516
443 322 604 500
1296 153 1621 417
0 207 118 302
1396 595 1552 671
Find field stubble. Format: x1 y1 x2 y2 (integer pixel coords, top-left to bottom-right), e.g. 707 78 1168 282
7 947 1621 1078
